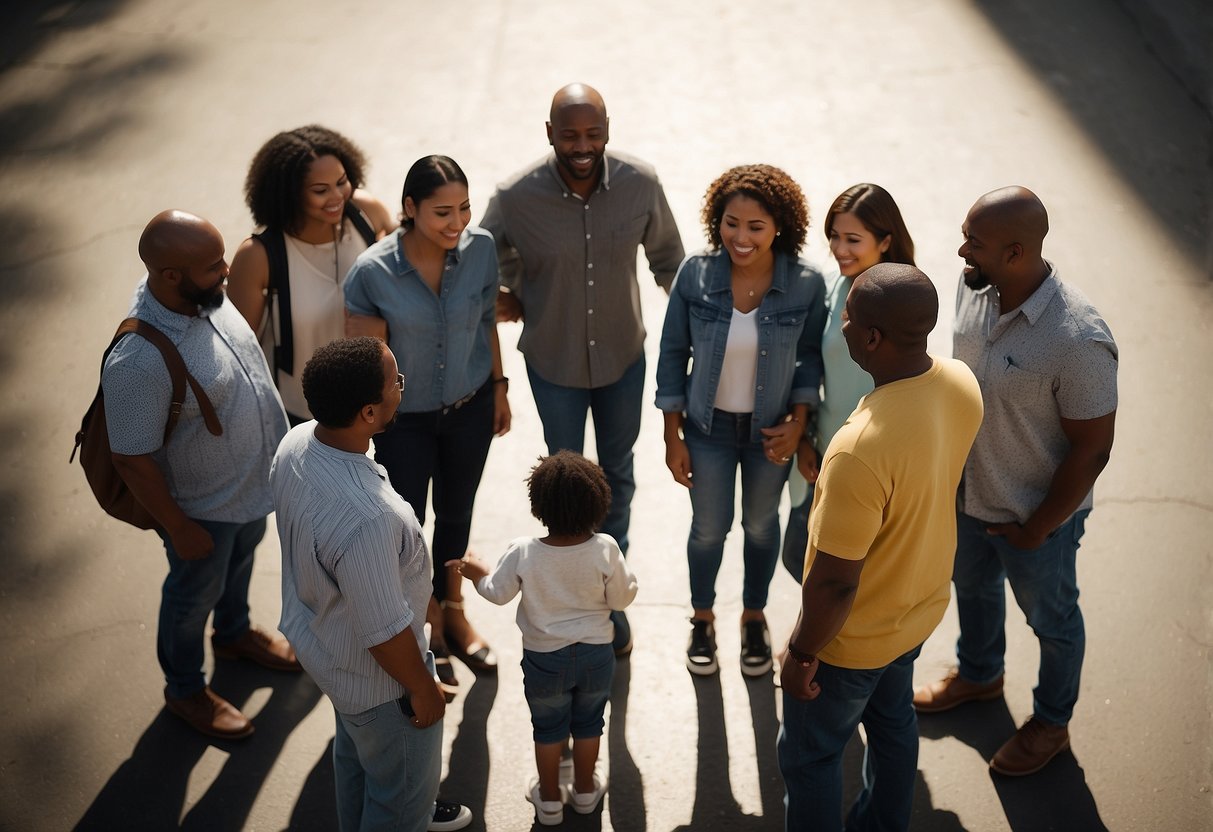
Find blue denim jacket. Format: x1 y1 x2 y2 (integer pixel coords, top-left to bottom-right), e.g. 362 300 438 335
655 249 826 443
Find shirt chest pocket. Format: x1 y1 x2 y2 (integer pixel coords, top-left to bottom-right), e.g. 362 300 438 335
994 362 1052 407
689 300 724 345
771 307 808 347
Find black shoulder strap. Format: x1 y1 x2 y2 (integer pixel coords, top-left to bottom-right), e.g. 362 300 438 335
252 229 292 377
345 201 377 246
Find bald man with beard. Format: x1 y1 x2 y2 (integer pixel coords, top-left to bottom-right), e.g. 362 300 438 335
104 210 294 739
914 188 1118 777
481 83 685 655
778 263 983 832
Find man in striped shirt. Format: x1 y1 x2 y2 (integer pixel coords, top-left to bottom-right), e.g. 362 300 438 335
271 337 469 832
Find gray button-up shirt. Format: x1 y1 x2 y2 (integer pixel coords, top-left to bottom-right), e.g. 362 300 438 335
953 265 1118 525
480 151 685 388
102 278 288 523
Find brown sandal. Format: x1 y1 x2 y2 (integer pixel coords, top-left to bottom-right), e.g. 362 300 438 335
442 600 498 673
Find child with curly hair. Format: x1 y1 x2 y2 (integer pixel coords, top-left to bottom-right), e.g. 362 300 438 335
449 450 638 826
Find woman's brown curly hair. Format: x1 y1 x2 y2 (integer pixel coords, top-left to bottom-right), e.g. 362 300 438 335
701 164 810 256
244 125 368 234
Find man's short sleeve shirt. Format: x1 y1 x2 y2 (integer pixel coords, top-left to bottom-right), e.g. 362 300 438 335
953 266 1118 524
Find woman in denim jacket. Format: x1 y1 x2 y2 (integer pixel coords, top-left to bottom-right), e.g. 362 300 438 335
656 165 826 677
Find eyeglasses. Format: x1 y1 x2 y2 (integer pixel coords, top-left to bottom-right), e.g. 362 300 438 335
395 373 405 391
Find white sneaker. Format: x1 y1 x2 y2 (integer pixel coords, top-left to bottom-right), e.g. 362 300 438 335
568 771 608 815
526 778 564 826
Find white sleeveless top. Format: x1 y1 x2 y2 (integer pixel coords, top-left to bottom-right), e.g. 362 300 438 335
257 223 370 418
714 307 759 413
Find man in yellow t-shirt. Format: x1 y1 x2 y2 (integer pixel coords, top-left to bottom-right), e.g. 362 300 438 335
778 263 983 831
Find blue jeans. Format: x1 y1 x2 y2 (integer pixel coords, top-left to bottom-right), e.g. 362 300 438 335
953 509 1089 725
156 516 263 698
522 643 615 743
374 379 494 600
778 645 922 832
526 356 644 555
333 698 443 832
684 411 790 610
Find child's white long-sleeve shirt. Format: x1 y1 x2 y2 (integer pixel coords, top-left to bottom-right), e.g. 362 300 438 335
474 534 638 653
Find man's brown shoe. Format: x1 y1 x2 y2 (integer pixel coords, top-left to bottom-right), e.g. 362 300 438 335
165 686 254 739
912 668 1004 713
990 716 1070 776
213 627 302 672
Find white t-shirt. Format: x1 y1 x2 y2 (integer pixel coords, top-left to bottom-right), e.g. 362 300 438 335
714 307 758 413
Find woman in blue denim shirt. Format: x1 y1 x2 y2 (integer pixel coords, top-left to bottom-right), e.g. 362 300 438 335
345 155 511 698
655 165 826 677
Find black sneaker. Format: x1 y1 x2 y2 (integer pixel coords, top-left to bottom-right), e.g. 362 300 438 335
686 619 718 676
740 619 773 677
429 800 472 831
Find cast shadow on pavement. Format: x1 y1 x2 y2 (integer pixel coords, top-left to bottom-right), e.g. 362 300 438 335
286 672 499 832
917 700 1108 831
73 662 322 831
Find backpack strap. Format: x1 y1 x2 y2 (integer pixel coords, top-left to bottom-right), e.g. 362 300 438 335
345 201 378 247
252 228 292 377
111 318 222 439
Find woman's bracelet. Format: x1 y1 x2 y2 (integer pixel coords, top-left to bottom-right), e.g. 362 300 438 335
492 376 509 391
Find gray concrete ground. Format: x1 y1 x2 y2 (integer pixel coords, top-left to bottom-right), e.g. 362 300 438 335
1 1 1210 829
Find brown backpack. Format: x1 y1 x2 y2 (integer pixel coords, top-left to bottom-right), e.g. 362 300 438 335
70 318 222 531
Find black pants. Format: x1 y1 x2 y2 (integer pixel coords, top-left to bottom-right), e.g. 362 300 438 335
373 379 494 599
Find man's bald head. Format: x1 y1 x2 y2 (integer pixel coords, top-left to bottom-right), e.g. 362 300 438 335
138 210 224 275
967 186 1049 255
850 262 939 351
550 82 607 122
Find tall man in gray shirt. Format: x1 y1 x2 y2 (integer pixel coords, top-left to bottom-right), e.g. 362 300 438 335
913 188 1118 777
104 211 296 740
272 337 469 832
481 83 685 654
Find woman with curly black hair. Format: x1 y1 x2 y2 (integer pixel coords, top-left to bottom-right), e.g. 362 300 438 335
655 164 826 678
227 125 395 424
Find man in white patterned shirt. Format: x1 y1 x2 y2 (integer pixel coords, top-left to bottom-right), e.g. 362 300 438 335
271 337 469 832
913 188 1118 777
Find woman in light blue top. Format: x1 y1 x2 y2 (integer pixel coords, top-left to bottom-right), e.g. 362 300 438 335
781 183 917 580
344 155 510 696
656 164 826 678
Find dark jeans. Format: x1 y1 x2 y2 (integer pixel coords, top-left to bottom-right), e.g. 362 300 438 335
778 645 922 832
156 516 264 698
373 379 494 600
526 356 644 555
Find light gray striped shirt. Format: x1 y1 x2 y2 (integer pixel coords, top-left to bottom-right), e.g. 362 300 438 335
954 265 1118 525
271 424 433 714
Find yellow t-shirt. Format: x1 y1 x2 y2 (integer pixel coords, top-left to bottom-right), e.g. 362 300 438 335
804 357 983 669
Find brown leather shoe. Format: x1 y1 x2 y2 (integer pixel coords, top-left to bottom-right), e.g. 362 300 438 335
990 716 1070 776
913 668 1004 713
164 686 254 739
213 627 302 672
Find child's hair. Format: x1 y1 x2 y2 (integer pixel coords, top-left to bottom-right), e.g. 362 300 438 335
527 450 612 537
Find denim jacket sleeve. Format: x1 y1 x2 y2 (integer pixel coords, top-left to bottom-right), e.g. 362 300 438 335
654 254 699 413
788 261 828 408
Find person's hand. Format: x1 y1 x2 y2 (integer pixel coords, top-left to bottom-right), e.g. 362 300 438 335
779 648 822 701
492 386 511 436
796 437 820 483
495 290 523 323
760 417 805 467
986 522 1048 551
446 554 489 582
665 435 693 488
169 519 214 560
409 678 446 728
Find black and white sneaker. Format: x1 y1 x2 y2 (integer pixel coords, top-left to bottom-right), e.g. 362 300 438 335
686 619 718 676
429 800 472 831
740 619 773 677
